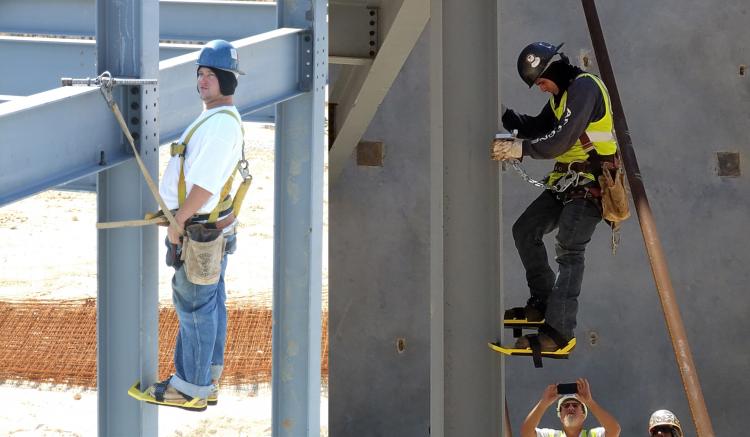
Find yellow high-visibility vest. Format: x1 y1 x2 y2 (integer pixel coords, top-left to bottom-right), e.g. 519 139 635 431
547 73 616 186
554 429 590 437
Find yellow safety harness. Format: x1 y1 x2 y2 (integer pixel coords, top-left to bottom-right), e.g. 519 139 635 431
546 73 617 187
82 72 252 231
168 109 252 223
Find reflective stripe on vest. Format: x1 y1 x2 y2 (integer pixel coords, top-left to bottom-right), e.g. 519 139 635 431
554 430 589 437
546 73 616 185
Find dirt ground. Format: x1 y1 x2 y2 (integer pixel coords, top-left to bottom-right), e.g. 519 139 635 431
0 122 329 436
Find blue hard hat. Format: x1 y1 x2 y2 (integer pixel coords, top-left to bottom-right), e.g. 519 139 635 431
197 39 245 75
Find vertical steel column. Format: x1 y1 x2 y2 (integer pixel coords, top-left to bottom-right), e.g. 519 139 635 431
273 0 326 436
96 0 160 436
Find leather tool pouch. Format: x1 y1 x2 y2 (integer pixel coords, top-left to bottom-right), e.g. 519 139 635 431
598 162 630 223
181 223 225 285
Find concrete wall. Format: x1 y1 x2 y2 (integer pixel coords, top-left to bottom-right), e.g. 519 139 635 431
500 1 749 435
330 0 746 435
329 28 433 437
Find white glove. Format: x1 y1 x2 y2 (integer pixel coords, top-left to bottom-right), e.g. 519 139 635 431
490 138 523 161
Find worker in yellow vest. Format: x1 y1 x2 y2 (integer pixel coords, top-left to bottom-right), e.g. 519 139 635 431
491 42 618 353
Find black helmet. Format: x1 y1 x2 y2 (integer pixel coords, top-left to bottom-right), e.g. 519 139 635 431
517 42 565 88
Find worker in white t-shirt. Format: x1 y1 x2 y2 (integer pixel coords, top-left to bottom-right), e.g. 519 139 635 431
147 39 246 411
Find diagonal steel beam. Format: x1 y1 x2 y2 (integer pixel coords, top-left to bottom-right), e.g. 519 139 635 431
158 28 307 140
0 95 21 103
0 0 276 41
328 0 429 181
0 28 307 207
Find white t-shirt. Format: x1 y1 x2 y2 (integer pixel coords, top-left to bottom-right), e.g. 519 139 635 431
536 427 605 437
160 106 243 214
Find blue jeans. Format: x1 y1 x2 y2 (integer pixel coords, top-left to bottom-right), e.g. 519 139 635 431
512 190 601 340
166 234 236 399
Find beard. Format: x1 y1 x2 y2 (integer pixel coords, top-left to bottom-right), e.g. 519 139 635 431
562 414 581 427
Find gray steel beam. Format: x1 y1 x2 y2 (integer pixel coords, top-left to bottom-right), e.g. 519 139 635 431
0 87 128 206
0 37 195 96
0 0 276 41
96 0 159 435
158 28 306 139
0 28 306 207
0 95 21 103
1 37 360 97
272 0 326 436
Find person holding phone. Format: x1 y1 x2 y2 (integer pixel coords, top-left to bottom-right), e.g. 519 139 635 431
520 378 621 437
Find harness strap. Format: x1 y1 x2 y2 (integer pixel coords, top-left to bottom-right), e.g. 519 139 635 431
152 381 169 402
528 335 544 368
175 109 246 223
101 93 181 233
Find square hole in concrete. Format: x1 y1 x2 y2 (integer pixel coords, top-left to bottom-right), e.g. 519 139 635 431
357 141 384 167
717 152 741 177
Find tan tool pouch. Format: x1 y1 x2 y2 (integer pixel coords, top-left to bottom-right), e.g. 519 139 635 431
181 223 225 285
597 162 630 223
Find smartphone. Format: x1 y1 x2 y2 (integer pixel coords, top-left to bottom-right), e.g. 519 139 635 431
557 383 578 395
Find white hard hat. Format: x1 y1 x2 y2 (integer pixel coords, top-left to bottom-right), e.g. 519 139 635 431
648 409 683 437
557 394 587 420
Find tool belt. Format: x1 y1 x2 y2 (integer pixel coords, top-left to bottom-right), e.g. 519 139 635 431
552 154 617 175
192 212 236 231
562 186 602 200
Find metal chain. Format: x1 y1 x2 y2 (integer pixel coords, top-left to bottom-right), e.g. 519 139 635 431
508 159 547 189
507 159 587 193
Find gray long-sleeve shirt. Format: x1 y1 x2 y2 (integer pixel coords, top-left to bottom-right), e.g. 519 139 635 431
502 75 606 160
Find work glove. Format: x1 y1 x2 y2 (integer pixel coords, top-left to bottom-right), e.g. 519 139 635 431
490 136 523 161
